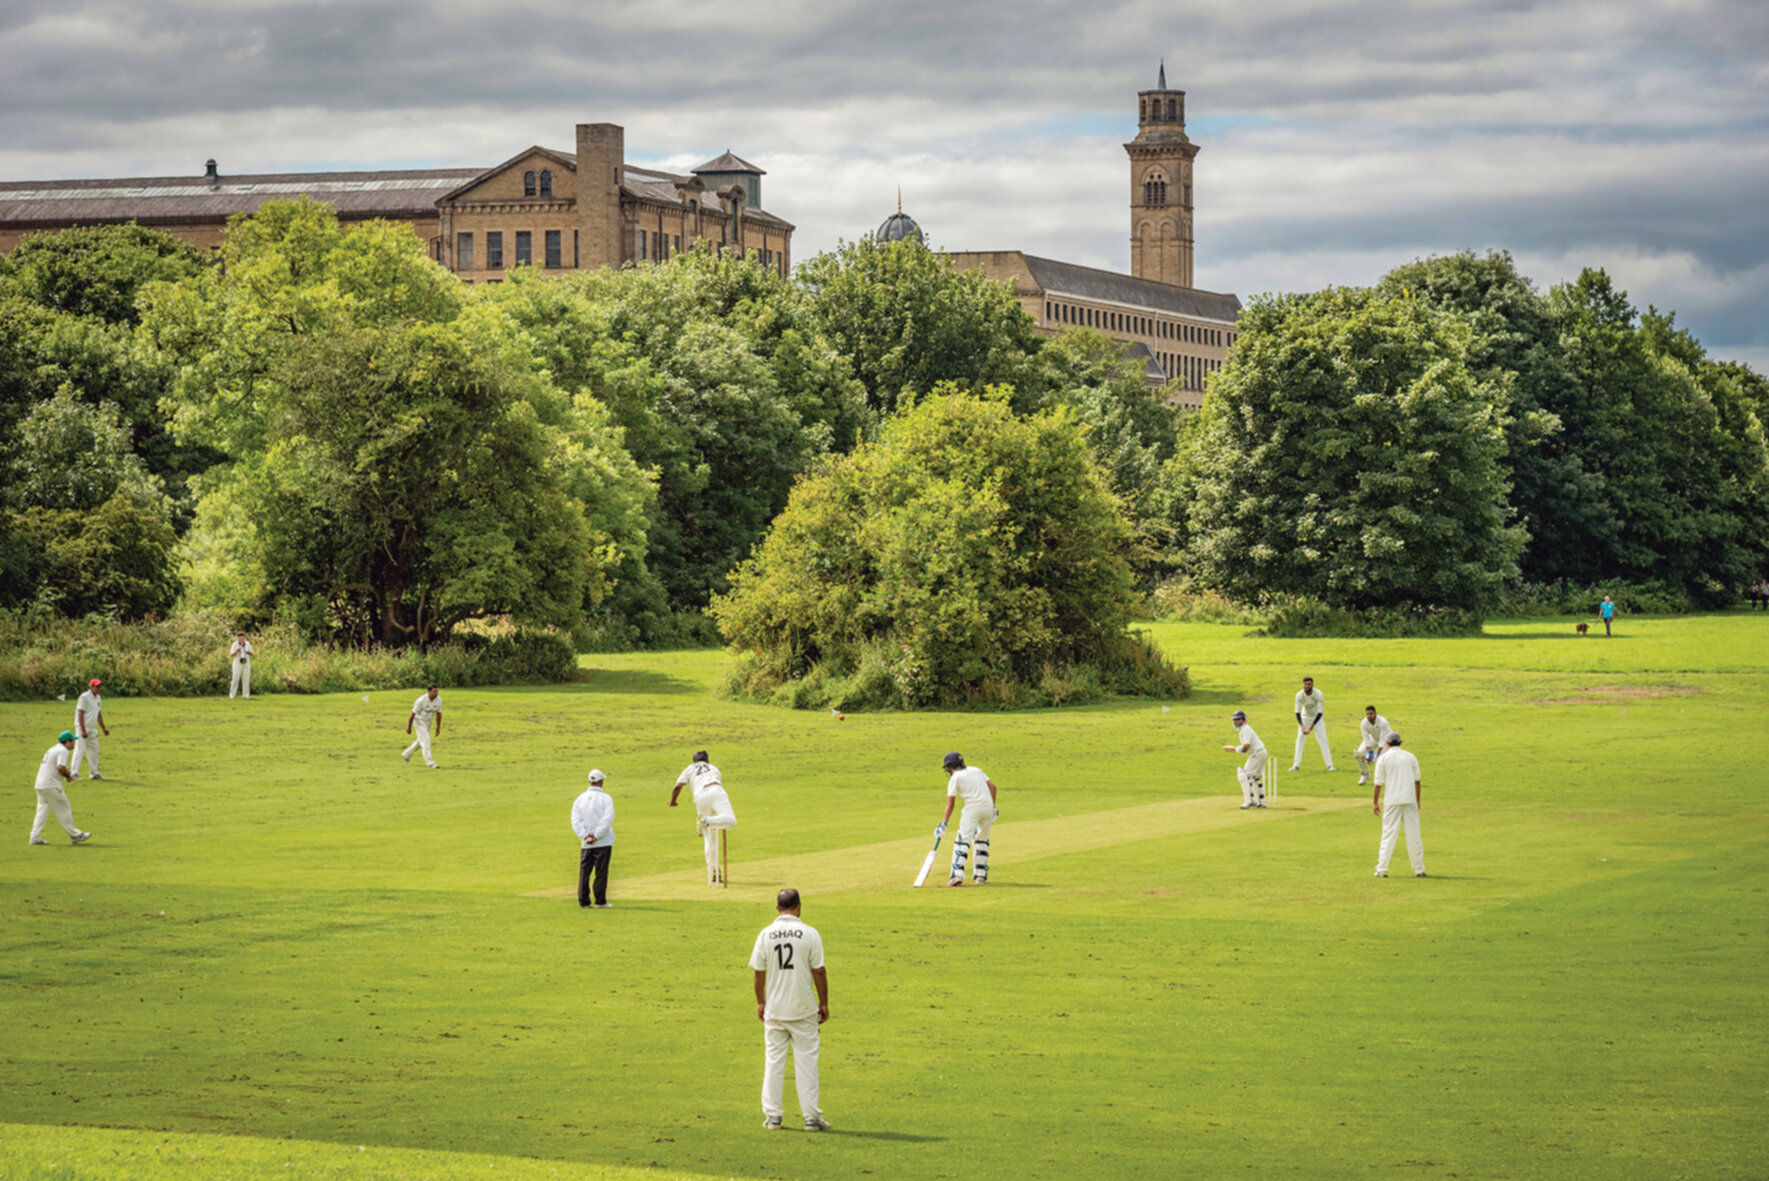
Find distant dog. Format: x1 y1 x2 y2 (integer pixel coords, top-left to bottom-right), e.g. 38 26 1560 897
1576 622 1589 636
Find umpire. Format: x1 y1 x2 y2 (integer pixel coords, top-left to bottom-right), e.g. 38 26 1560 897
571 769 616 908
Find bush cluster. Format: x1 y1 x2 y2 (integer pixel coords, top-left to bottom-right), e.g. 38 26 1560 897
0 609 577 701
1255 597 1485 638
1490 579 1703 616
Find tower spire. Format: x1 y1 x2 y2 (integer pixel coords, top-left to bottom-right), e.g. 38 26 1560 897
1158 59 1166 90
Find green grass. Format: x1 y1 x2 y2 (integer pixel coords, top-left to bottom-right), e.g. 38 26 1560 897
3 615 1766 1179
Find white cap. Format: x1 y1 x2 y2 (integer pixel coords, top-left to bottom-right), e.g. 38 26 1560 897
587 769 605 783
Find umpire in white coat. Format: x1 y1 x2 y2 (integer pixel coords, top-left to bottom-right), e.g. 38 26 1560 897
1372 732 1425 878
571 769 616 908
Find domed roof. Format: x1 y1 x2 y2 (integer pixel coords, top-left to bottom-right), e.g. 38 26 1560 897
875 210 924 244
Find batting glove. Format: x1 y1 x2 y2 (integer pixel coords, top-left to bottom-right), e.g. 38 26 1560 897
934 822 947 839
993 808 999 821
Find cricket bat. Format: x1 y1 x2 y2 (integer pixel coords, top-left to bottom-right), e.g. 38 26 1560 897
913 834 943 888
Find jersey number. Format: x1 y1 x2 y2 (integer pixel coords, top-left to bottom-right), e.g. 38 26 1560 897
773 943 795 971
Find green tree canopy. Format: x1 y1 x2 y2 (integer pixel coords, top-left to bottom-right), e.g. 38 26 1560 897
1186 287 1523 612
6 223 208 325
712 389 1176 708
795 236 1044 416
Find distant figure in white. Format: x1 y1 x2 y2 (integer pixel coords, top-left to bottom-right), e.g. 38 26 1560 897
1372 732 1425 878
229 631 254 699
749 887 830 1132
71 678 109 780
30 730 92 846
1355 705 1392 786
1223 709 1267 809
403 684 443 768
670 749 736 885
1291 676 1336 772
937 751 999 886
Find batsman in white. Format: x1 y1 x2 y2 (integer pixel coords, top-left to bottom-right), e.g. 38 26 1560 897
1372 731 1426 878
1223 709 1268 809
749 887 830 1132
1355 705 1393 786
1290 675 1336 772
30 730 92 846
936 751 998 887
669 749 736 885
71 678 108 780
402 684 443 768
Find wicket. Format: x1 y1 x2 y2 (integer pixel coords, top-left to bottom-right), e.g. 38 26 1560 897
1267 760 1277 804
715 828 728 888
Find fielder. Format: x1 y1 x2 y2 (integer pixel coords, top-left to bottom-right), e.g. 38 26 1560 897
936 751 997 886
30 730 92 846
1291 676 1336 772
749 887 830 1132
71 678 109 780
229 631 254 699
403 684 443 768
1222 709 1267 809
1372 731 1425 878
670 750 736 885
1355 705 1393 786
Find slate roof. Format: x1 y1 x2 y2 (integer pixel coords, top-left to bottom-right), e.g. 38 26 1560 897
0 168 483 229
692 151 764 175
619 163 791 228
1020 254 1240 323
1123 340 1168 382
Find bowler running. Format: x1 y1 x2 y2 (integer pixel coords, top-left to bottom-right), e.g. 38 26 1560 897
670 749 736 885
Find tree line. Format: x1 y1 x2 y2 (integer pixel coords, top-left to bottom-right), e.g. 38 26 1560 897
1 205 1764 699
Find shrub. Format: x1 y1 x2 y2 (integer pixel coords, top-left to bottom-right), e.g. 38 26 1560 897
1257 596 1484 638
1492 579 1700 616
1149 579 1267 625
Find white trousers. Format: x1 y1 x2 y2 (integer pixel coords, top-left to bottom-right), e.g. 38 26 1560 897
761 1015 821 1121
695 786 736 872
950 801 995 881
1238 750 1267 805
1376 803 1425 875
70 734 100 778
32 785 79 840
1293 722 1333 769
230 658 251 698
404 721 436 767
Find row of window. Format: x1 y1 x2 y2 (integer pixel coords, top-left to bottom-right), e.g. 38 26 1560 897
1142 97 1179 123
456 230 572 271
1162 352 1219 390
524 169 553 198
1142 178 1168 207
1046 299 1234 348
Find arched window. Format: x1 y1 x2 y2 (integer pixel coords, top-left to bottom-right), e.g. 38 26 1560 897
539 169 552 197
1167 99 1177 121
523 170 536 197
1142 175 1168 207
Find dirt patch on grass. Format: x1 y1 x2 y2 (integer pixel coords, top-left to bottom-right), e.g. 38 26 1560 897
1527 684 1706 705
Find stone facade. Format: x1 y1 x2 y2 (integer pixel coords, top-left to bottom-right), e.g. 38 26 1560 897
0 124 793 280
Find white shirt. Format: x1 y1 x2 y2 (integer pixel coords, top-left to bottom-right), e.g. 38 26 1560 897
1359 714 1392 751
676 761 722 795
1374 747 1421 807
1294 688 1324 724
230 639 254 663
571 785 616 847
749 914 825 1022
1237 723 1265 756
36 743 69 792
947 765 993 809
75 690 102 736
411 693 443 727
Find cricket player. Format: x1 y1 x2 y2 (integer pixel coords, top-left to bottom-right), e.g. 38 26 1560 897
403 684 443 768
71 678 108 780
749 887 830 1132
571 769 616 909
1222 709 1267 809
1372 732 1425 878
669 750 736 885
30 731 92 846
1355 705 1393 786
936 751 998 886
1291 676 1336 772
229 632 254 699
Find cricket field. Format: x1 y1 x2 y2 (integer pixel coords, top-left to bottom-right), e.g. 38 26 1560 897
2 615 1765 1179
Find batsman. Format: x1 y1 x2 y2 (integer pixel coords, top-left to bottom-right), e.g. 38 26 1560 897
935 752 998 887
1223 709 1268 809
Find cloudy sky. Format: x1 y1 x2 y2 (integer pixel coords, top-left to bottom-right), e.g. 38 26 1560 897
4 0 1765 366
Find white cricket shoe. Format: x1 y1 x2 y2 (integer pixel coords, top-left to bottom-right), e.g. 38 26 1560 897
763 1116 783 1130
1357 774 1368 786
804 1116 832 1132
71 832 93 845
29 837 47 846
402 752 411 764
1415 871 1427 878
88 773 105 781
594 902 614 909
1288 765 1301 772
1373 870 1388 877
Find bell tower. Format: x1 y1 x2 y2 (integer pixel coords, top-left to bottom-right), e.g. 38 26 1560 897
1126 61 1198 288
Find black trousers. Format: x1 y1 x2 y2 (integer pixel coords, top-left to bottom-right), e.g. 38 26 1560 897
579 845 612 907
